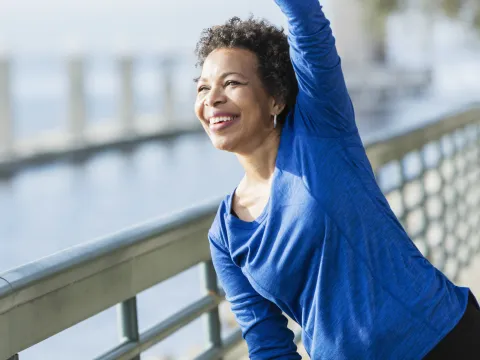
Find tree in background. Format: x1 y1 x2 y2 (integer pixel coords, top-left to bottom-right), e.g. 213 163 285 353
440 0 480 30
365 0 480 64
364 0 399 63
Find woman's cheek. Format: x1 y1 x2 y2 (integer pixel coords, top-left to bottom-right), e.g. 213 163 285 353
194 98 204 120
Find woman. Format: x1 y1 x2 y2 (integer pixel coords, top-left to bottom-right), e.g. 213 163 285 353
193 0 480 359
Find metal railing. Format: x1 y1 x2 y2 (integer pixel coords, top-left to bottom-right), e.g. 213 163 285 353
368 103 480 281
1 103 479 360
0 202 238 360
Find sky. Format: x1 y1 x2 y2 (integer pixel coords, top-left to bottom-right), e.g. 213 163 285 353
1 0 479 95
0 0 288 55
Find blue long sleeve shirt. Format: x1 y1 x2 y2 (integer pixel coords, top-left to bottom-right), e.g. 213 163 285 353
208 1 471 358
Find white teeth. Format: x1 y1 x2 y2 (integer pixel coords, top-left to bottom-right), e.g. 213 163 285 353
210 116 236 124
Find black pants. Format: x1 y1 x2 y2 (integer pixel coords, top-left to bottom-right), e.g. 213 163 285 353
423 291 480 359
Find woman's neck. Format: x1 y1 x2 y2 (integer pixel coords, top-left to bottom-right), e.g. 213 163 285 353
235 129 281 186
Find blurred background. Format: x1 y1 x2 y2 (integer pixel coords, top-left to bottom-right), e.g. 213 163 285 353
0 0 479 359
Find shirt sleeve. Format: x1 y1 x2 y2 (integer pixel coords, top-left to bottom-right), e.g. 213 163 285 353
209 235 301 360
275 0 357 137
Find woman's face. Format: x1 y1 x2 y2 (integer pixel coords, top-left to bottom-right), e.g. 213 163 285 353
194 47 279 153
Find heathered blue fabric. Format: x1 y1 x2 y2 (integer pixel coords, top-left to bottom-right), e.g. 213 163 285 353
207 1 471 359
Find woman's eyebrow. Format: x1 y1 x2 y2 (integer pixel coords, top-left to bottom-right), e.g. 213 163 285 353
194 72 246 83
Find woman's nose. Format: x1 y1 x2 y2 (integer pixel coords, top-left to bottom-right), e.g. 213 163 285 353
204 87 227 107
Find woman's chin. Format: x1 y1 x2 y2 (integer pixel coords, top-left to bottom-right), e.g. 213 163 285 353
210 136 237 152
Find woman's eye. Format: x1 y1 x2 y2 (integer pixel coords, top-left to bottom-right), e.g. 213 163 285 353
226 80 240 86
197 86 208 93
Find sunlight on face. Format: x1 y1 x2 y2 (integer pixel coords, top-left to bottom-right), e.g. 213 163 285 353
194 48 276 153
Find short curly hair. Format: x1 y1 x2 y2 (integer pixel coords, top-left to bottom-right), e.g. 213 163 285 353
194 16 298 124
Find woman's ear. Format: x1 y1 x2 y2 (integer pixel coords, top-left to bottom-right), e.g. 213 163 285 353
270 96 286 117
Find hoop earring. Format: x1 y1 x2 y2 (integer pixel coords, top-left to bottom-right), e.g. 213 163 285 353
273 114 278 129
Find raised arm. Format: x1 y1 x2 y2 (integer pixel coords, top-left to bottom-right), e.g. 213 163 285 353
209 236 301 360
275 0 357 136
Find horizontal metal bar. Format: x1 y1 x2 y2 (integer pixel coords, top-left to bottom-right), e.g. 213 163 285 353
95 292 224 360
194 328 302 360
0 199 221 359
138 294 223 352
0 197 219 294
194 331 244 360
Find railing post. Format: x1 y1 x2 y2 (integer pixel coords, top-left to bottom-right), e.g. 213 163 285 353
202 260 223 358
118 53 135 137
117 296 140 360
0 51 13 158
67 53 86 147
161 56 174 131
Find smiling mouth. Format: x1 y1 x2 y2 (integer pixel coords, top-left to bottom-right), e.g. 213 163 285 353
208 115 239 125
207 115 240 131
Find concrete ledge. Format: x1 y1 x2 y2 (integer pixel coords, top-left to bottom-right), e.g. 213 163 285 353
0 119 203 177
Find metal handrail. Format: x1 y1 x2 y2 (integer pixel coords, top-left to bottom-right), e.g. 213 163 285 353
0 200 219 359
1 102 479 359
365 103 480 169
368 104 480 279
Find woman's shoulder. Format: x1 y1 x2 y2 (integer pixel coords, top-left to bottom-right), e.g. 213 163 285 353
208 192 233 246
283 101 359 140
280 109 342 160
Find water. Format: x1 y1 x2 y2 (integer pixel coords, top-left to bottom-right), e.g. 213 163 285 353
0 1 288 55
1 134 245 359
